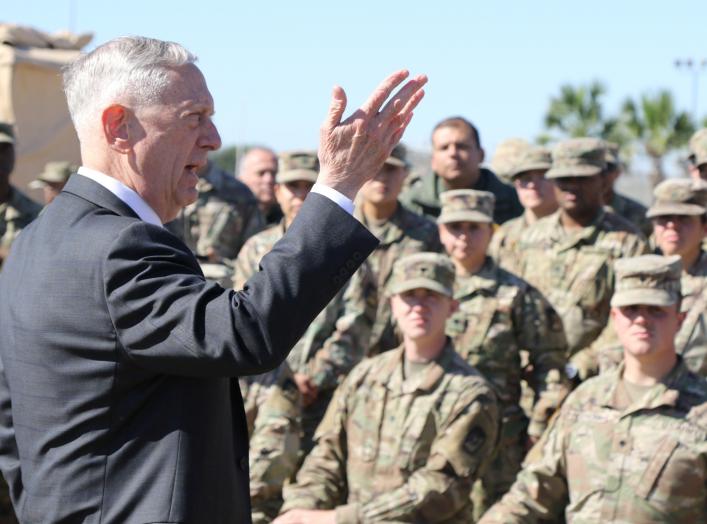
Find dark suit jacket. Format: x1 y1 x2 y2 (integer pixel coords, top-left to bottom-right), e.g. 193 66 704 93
0 174 376 523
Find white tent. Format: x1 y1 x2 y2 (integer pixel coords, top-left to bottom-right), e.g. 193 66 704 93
0 23 92 198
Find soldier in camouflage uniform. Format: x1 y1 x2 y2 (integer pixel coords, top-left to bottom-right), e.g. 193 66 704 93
239 363 302 523
438 189 569 518
276 253 500 524
490 145 558 274
480 255 707 524
602 142 652 237
293 145 442 452
0 123 41 273
516 138 648 383
599 178 707 377
399 117 523 224
166 159 264 267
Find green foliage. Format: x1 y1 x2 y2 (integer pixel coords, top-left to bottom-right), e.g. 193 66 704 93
620 90 695 184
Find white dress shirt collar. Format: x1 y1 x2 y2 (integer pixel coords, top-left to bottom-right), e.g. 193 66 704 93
77 166 163 227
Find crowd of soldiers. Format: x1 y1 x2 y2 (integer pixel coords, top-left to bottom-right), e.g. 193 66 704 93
1 115 707 523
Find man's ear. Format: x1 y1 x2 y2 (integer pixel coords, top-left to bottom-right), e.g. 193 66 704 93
478 147 485 164
102 104 131 153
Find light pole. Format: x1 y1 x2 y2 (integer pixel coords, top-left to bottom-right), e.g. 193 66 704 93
674 58 707 123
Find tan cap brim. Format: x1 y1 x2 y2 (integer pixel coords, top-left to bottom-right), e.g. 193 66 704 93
510 163 551 179
384 156 407 168
276 169 318 184
646 202 706 218
546 165 603 179
611 288 678 307
388 278 453 298
437 210 493 224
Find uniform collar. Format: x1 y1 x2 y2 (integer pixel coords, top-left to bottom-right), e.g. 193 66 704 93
377 340 455 394
548 208 606 252
454 257 499 298
602 358 688 414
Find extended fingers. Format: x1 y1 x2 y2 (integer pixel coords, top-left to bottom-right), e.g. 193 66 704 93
379 74 428 121
359 69 410 116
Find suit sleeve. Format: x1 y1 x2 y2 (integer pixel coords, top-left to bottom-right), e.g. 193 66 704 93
0 355 22 508
104 193 378 377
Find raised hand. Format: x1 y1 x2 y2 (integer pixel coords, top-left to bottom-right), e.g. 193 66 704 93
317 70 427 200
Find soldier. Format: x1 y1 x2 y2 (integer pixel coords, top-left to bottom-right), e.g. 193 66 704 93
602 142 651 237
687 128 707 182
490 145 558 273
240 364 302 523
516 137 648 383
233 150 319 288
166 159 264 265
238 147 282 225
488 137 531 184
400 116 523 224
276 253 500 524
0 122 42 270
439 189 568 518
29 161 77 205
293 144 442 452
480 255 707 524
599 178 707 376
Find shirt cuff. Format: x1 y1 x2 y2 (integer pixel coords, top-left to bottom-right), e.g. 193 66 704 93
311 183 354 216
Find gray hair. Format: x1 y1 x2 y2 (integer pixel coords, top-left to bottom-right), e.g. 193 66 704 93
63 36 197 136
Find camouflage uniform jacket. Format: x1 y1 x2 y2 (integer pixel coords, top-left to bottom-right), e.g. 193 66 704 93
479 359 707 524
240 364 302 523
304 203 441 390
517 209 648 358
166 163 264 262
447 257 568 438
488 213 530 274
608 191 652 238
399 168 523 224
599 251 707 377
281 342 500 523
0 186 41 269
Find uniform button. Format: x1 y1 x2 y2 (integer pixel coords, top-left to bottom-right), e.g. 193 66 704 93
239 456 248 471
619 439 626 447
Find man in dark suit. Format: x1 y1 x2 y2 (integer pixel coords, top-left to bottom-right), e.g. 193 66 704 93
0 36 426 523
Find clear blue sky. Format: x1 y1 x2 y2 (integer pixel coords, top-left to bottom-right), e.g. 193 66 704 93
4 1 707 159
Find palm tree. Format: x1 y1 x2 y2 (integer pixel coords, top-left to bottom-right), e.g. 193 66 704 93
621 90 695 186
542 82 627 148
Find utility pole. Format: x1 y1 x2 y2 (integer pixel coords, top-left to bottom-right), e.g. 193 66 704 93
674 58 707 123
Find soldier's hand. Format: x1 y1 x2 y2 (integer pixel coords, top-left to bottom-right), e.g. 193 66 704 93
274 509 336 524
317 70 427 200
293 373 318 406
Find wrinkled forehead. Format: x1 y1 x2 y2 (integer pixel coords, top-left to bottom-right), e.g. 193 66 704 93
161 63 214 110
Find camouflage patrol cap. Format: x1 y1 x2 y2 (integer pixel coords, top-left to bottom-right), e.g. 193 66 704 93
29 161 77 188
546 137 607 179
0 122 15 144
688 128 707 167
438 189 495 224
646 178 707 218
489 137 531 181
510 146 552 179
384 143 408 168
605 142 620 167
611 254 682 307
276 150 319 184
388 252 455 297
